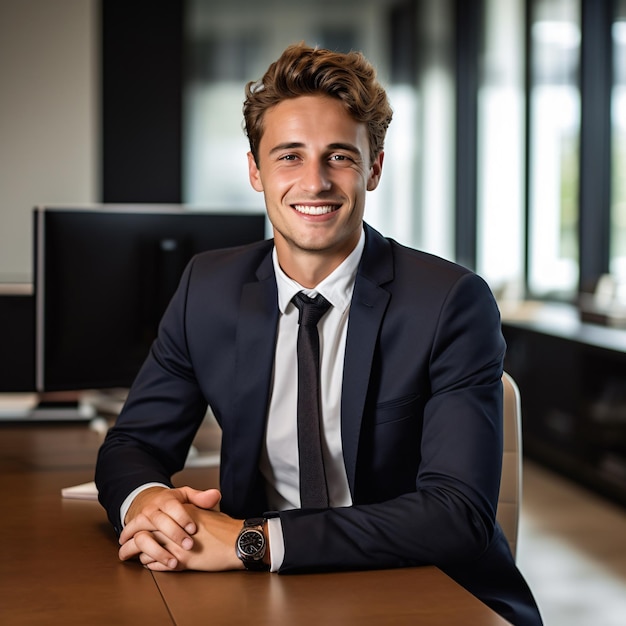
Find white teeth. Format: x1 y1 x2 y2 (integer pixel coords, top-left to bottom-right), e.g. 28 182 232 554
293 205 337 215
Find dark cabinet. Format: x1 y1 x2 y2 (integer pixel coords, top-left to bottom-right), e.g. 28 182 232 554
503 303 626 507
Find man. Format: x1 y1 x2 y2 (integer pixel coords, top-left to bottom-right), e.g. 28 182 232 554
96 43 542 625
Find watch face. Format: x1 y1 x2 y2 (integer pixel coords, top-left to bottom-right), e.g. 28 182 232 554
238 529 265 556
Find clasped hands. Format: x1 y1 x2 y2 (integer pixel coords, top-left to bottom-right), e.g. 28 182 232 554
118 486 245 572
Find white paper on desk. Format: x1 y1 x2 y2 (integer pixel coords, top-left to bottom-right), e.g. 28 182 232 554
61 481 99 500
0 393 38 417
60 450 219 501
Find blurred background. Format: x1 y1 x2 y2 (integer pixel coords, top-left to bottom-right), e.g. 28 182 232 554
1 1 625 623
2 0 625 298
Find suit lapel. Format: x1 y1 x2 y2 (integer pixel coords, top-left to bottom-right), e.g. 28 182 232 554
222 252 278 515
341 224 393 496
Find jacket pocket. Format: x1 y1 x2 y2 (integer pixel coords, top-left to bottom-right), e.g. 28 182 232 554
374 393 422 425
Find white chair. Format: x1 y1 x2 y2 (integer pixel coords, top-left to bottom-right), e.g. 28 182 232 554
496 372 523 560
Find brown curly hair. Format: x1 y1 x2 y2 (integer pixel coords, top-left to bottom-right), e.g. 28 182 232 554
243 43 393 166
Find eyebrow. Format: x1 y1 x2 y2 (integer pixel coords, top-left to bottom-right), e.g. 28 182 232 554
268 142 363 157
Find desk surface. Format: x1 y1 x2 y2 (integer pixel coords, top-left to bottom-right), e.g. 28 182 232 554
0 422 510 625
155 565 509 626
501 300 626 353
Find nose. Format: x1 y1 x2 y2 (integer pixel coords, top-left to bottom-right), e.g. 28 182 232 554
299 160 332 194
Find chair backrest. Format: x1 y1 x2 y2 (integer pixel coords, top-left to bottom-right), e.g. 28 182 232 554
496 371 522 560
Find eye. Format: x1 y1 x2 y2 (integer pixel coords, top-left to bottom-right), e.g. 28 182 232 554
329 153 355 167
279 154 299 162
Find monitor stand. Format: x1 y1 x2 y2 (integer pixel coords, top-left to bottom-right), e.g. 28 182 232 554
0 389 128 422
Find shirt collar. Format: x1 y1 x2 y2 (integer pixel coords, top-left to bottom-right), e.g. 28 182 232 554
273 227 365 315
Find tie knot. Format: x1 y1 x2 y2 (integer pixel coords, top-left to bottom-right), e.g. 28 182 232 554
292 292 331 327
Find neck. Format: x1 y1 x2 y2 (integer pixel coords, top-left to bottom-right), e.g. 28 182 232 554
274 237 360 288
275 248 343 288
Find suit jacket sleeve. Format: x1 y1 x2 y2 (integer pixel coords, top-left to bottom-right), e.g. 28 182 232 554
277 268 507 572
272 263 547 625
95 257 210 533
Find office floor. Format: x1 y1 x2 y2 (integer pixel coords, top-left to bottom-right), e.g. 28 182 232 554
517 460 626 626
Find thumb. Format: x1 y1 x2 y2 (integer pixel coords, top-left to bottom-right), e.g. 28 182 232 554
178 486 222 510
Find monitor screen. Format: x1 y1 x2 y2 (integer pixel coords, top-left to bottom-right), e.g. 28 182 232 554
34 205 267 392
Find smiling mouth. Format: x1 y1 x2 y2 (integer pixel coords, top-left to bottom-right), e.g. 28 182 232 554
293 204 339 216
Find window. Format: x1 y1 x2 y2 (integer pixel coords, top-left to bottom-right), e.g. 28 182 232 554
527 0 581 298
610 0 626 283
182 0 457 259
183 0 386 215
476 0 526 295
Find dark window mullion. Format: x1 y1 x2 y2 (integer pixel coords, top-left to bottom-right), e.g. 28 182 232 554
523 0 532 297
454 0 483 271
578 0 614 292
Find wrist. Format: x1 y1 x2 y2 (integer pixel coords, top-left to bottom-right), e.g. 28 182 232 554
236 518 270 571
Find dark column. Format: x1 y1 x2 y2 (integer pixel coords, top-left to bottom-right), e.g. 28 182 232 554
101 1 184 203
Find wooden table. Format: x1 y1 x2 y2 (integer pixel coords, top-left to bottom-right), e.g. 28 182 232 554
154 565 512 626
0 421 511 625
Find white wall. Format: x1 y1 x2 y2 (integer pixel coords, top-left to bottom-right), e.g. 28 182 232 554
0 0 98 283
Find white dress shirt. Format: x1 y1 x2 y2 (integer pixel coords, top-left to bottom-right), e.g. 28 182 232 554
262 229 364 569
260 231 363 510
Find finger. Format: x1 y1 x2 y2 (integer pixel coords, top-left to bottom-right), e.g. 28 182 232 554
119 505 193 550
119 532 179 570
138 552 180 572
119 512 153 545
159 493 201 536
121 508 195 551
119 515 142 544
118 535 142 560
144 560 180 572
122 487 197 542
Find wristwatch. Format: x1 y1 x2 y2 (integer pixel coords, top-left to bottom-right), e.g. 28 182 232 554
236 517 269 571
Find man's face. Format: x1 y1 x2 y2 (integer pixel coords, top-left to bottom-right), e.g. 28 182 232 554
248 95 383 265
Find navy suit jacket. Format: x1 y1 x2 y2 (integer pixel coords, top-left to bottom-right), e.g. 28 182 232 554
96 224 542 626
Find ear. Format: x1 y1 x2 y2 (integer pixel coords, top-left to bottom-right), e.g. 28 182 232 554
366 151 384 191
247 152 264 192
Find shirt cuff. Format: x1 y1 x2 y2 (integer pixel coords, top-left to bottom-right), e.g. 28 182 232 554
119 482 170 528
267 516 285 572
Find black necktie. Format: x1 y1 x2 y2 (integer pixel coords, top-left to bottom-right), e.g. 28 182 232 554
292 291 332 508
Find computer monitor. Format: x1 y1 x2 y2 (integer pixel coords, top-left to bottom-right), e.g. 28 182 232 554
34 205 267 394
